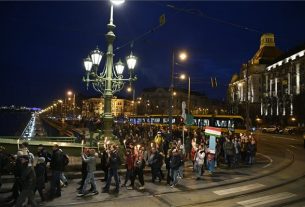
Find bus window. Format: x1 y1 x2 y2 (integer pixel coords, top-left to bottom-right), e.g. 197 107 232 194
234 118 246 129
228 119 235 129
215 119 228 128
151 118 161 124
203 119 209 126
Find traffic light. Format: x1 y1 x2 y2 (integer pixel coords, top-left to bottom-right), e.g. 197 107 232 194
160 14 166 26
211 77 217 88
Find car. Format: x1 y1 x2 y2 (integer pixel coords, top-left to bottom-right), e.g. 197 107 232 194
282 126 297 134
262 125 281 133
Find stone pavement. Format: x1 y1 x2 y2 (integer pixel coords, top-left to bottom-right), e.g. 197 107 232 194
0 154 274 207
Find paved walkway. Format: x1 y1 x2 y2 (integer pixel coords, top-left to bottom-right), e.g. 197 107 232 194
0 154 274 207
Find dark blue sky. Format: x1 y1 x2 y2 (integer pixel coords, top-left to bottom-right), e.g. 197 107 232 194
1 1 305 107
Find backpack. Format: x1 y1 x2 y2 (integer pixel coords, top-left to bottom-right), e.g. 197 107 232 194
63 154 70 166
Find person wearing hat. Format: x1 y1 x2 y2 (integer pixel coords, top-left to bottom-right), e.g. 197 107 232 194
154 131 164 152
35 157 46 202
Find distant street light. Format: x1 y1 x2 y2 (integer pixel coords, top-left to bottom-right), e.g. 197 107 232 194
82 0 137 142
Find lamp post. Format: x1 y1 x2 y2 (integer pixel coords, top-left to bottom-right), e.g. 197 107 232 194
83 0 137 141
127 86 136 115
67 90 75 120
169 50 187 138
180 74 191 115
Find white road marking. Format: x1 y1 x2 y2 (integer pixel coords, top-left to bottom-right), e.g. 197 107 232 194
289 145 297 149
257 153 273 168
237 192 296 207
213 183 265 195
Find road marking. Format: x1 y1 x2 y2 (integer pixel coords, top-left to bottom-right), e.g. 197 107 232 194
289 145 297 149
270 135 297 141
213 183 264 195
257 153 273 168
237 192 296 207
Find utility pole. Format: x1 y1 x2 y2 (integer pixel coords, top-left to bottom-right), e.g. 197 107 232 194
246 63 250 131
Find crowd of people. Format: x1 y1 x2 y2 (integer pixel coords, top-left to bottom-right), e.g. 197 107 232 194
0 142 69 207
0 124 258 206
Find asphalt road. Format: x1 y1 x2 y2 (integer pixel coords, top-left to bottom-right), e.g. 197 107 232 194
1 132 304 207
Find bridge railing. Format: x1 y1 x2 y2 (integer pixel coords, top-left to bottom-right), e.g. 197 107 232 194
0 136 76 143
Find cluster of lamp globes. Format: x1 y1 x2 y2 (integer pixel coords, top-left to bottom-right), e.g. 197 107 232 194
83 48 137 76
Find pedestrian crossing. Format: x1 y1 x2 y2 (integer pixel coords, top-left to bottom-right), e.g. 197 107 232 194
213 183 265 195
237 192 296 207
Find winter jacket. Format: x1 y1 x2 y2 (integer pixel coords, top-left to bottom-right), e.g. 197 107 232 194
195 150 205 165
108 151 121 169
20 166 36 190
82 154 96 173
224 141 235 156
35 163 45 189
170 154 182 170
125 153 135 170
50 149 64 171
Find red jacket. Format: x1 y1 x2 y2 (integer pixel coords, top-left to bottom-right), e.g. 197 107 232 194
125 153 135 170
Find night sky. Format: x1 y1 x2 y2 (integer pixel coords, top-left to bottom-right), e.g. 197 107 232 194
1 1 305 107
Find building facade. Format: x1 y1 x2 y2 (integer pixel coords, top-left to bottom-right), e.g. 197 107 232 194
228 33 282 125
138 87 224 115
261 44 305 126
81 97 133 118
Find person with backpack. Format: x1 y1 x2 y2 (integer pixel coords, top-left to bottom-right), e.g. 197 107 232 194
102 145 121 194
50 144 64 199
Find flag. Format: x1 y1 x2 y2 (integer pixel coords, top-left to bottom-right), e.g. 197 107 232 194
205 126 222 137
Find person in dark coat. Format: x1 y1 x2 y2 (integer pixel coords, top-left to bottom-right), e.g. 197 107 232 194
165 149 173 185
35 157 46 202
15 156 38 207
37 144 51 182
0 146 9 189
50 144 64 198
100 147 109 182
102 145 121 194
148 148 163 183
169 149 182 187
131 149 146 190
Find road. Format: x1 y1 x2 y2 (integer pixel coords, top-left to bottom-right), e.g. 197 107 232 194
1 132 304 207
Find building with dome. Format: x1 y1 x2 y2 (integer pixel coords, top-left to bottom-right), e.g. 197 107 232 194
227 33 283 127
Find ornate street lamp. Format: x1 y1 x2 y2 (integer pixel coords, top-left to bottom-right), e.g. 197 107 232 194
82 0 137 143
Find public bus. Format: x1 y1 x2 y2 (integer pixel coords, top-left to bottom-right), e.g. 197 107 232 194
128 114 247 134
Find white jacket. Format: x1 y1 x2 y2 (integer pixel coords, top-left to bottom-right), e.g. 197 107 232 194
195 150 205 165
